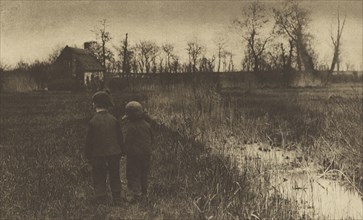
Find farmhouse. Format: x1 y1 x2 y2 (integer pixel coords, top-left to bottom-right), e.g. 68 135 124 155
55 45 105 86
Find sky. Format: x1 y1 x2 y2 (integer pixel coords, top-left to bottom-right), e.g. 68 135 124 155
1 0 362 70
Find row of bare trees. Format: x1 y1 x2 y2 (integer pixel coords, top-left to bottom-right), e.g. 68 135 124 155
88 19 235 75
86 0 345 79
2 0 347 84
234 0 317 74
233 0 346 83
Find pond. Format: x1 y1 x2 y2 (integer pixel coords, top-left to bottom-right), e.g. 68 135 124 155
224 141 363 219
271 170 363 219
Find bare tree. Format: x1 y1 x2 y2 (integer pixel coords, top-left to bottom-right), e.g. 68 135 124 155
242 47 253 71
170 55 181 73
186 41 205 73
213 36 226 73
162 43 175 73
217 43 224 72
226 52 234 72
122 33 132 74
130 54 139 74
117 33 134 74
265 43 281 71
264 40 294 72
282 40 294 72
92 19 113 69
151 56 158 74
135 41 159 73
326 8 346 83
106 57 118 74
48 45 64 64
273 0 315 73
199 56 216 73
234 1 271 72
158 57 164 73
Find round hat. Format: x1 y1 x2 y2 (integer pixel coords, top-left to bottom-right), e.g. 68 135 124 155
92 91 112 108
125 101 143 117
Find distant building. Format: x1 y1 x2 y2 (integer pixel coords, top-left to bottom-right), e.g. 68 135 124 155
54 45 105 87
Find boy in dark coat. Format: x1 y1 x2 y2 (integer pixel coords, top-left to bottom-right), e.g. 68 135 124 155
85 91 124 205
122 101 153 202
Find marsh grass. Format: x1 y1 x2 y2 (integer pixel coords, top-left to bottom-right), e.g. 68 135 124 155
145 81 363 215
0 91 298 219
1 80 361 219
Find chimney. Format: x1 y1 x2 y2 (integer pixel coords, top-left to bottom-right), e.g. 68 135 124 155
84 42 91 50
84 41 97 50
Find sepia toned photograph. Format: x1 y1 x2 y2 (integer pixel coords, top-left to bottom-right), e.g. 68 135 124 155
0 0 362 219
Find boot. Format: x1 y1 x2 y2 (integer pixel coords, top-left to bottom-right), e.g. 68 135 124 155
126 191 141 204
112 192 122 206
139 194 149 207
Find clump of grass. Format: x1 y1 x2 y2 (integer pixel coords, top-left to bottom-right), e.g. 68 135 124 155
312 94 363 191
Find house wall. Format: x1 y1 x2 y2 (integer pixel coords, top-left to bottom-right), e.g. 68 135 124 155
84 71 104 85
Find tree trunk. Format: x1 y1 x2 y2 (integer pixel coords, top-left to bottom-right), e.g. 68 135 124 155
296 43 302 71
253 56 259 72
217 47 221 73
122 33 129 74
102 41 106 69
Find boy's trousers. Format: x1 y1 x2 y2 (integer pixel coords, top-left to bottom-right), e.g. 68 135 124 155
126 154 151 195
91 154 121 198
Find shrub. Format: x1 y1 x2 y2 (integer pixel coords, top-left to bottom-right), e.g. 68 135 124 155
48 78 81 91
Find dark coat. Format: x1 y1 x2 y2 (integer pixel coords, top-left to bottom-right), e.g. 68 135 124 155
123 118 153 156
85 111 124 159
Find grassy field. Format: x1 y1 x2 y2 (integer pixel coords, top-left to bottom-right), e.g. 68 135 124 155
0 90 298 219
0 82 361 219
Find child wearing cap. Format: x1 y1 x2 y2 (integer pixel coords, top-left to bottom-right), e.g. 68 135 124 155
122 101 153 203
85 91 124 205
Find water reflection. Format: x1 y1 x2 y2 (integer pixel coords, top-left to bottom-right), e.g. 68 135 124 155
225 141 363 219
272 172 363 219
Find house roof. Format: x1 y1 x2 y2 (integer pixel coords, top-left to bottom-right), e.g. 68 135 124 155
57 46 105 72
